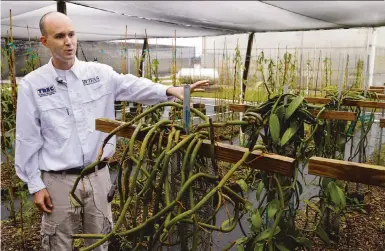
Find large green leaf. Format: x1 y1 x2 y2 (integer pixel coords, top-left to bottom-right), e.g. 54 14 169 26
267 199 280 220
296 237 313 248
280 121 299 146
255 181 264 201
316 226 331 245
269 113 280 143
327 181 346 209
237 245 245 251
285 96 304 120
236 179 248 193
251 210 262 231
254 244 264 251
275 243 291 251
255 226 281 242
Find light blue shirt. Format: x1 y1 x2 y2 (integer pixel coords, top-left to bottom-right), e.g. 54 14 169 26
15 57 171 194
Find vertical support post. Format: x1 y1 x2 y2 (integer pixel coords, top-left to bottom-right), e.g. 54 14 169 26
183 85 191 134
57 0 67 14
242 32 255 103
139 38 148 77
299 31 304 93
368 28 377 88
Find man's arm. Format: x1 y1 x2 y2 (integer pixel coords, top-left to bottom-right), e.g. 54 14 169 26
107 66 208 103
15 81 53 213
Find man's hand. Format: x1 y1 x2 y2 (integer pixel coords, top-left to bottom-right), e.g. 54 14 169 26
34 188 53 213
166 80 209 100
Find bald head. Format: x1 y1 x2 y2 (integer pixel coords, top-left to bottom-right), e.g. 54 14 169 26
39 11 71 36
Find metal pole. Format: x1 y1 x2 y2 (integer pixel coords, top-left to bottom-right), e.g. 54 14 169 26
57 0 67 14
139 38 148 77
183 85 191 134
242 32 255 103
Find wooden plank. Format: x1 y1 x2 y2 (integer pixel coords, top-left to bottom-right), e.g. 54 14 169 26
228 104 250 112
369 86 385 90
310 110 357 121
380 118 385 128
309 156 385 187
96 118 295 177
199 141 294 176
352 88 384 94
304 97 331 104
342 100 385 109
228 104 357 121
378 94 385 100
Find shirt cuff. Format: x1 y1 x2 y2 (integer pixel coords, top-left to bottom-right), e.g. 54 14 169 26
157 85 175 102
28 175 46 194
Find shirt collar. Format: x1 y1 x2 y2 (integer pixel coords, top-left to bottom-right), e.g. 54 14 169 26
47 57 82 81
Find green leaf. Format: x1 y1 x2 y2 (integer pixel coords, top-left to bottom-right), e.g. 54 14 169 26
285 96 304 120
275 243 290 251
254 244 264 251
280 121 299 146
251 210 262 231
296 237 313 248
327 182 346 209
221 217 234 229
256 226 281 242
255 228 271 242
235 236 249 245
316 226 331 245
269 113 280 143
245 201 252 211
267 199 280 220
236 179 248 193
303 199 321 214
255 181 264 201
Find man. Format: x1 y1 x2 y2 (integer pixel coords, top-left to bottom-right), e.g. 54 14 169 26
15 11 208 250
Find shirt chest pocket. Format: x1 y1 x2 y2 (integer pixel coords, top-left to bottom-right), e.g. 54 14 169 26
39 100 74 145
83 83 112 130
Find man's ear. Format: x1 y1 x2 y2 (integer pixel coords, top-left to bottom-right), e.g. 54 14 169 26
40 36 49 48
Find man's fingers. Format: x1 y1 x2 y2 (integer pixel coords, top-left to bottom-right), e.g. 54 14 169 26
35 201 52 213
45 194 54 209
33 189 53 213
191 80 209 89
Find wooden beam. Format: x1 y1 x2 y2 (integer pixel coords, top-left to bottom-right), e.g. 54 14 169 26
304 97 385 109
304 97 331 104
378 94 385 100
95 118 295 176
228 104 357 121
342 100 385 109
381 118 385 128
352 88 384 94
309 156 385 187
309 110 357 121
228 104 251 112
370 86 385 90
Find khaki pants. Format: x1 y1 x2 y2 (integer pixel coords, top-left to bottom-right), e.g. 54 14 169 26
41 166 113 251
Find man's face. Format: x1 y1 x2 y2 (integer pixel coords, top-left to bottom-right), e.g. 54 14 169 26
41 14 77 65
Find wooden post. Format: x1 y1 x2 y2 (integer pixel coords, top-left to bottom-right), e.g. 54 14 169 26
8 10 17 108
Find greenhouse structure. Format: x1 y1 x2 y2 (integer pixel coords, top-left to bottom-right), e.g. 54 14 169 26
1 1 385 251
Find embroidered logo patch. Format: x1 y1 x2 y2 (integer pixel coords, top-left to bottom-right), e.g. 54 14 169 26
37 85 56 97
82 76 100 86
